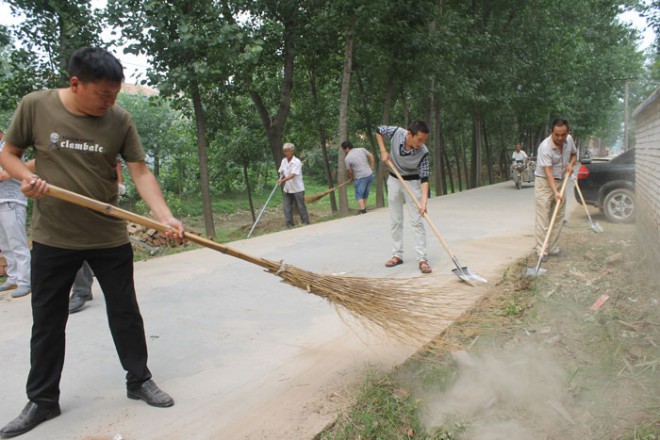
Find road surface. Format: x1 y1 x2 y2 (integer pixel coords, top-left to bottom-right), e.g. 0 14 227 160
0 180 575 439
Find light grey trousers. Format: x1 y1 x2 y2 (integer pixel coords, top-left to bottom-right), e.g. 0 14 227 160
387 176 427 262
0 201 30 287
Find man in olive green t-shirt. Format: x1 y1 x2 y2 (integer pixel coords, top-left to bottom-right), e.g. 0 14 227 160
0 47 184 439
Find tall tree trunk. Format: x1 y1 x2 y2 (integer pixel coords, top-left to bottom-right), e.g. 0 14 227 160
153 150 160 178
401 85 410 128
500 124 510 180
250 17 296 172
433 99 447 195
176 157 184 196
355 68 379 162
453 136 463 192
470 105 482 188
534 124 546 155
376 75 396 208
462 131 470 189
337 14 355 214
482 121 494 184
309 68 337 212
443 146 454 193
243 162 256 222
190 79 216 239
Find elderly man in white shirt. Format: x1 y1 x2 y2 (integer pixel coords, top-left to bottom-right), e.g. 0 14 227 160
534 119 577 259
277 142 310 227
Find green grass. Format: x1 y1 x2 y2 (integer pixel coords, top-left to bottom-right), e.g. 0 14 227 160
125 178 383 220
317 369 458 440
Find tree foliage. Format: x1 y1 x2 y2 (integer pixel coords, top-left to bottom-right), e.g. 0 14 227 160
0 0 652 212
4 0 102 87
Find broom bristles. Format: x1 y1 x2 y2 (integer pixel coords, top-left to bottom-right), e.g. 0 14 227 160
263 259 476 342
44 184 473 342
304 190 332 204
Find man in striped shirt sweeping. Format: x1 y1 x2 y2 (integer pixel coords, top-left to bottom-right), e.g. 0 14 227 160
376 121 432 274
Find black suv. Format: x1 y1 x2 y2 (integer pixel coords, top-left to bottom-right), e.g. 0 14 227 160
574 148 635 223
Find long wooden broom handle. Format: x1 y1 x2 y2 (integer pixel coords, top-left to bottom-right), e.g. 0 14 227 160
385 159 459 261
573 177 594 222
320 179 352 195
46 184 272 270
536 172 570 260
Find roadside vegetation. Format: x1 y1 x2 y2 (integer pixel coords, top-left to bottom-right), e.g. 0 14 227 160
316 212 660 439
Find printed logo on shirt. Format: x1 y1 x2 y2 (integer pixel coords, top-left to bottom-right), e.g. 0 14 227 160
48 132 104 153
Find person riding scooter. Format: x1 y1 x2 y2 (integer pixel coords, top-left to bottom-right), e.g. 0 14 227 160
511 143 530 189
511 143 528 164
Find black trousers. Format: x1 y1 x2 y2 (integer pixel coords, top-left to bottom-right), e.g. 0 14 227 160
27 242 151 406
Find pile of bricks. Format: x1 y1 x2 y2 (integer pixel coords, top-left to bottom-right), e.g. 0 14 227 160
127 222 197 249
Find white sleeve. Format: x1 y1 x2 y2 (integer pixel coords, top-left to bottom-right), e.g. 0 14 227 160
537 143 553 168
290 160 301 176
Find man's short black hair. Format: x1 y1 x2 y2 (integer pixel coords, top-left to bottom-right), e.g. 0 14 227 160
550 118 569 131
68 47 124 83
408 120 430 135
341 141 353 149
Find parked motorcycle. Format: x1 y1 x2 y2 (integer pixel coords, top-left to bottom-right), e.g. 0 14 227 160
511 159 535 189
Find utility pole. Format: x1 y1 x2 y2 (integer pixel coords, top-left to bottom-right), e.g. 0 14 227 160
624 78 629 151
615 77 634 152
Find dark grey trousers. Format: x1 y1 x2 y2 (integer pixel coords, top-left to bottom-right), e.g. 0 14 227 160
283 190 310 227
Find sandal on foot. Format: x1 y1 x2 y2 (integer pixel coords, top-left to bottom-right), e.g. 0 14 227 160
419 260 432 274
384 256 403 267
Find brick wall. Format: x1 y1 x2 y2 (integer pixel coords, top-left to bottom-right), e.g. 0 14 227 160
632 88 660 264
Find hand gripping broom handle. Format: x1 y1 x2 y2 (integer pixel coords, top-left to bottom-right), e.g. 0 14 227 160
385 160 461 265
46 184 271 270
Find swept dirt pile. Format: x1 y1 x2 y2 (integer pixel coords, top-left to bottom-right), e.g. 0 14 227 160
320 209 660 439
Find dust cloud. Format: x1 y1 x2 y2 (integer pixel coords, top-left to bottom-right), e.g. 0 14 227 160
419 344 583 440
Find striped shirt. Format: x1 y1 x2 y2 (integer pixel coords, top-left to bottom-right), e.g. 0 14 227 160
376 125 430 182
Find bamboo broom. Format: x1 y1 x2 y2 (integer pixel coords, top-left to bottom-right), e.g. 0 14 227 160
46 184 472 341
304 179 352 204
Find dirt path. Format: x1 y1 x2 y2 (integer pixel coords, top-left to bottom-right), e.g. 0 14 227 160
372 208 660 439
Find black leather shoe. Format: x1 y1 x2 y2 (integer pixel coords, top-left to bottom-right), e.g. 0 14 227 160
127 380 174 408
0 402 61 438
68 294 92 314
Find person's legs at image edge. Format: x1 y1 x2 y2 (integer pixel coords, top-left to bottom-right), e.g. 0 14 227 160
0 215 18 290
0 202 30 292
0 244 82 438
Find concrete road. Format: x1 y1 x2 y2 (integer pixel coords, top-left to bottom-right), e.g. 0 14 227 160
0 180 575 440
